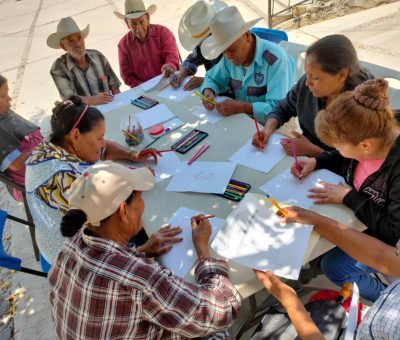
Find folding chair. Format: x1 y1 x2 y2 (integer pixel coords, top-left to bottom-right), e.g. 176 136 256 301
251 27 289 44
0 172 40 261
0 209 47 277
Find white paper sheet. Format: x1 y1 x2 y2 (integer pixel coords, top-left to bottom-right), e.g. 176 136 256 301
190 96 231 124
138 151 187 183
135 103 175 129
229 134 286 173
165 161 236 194
157 77 194 102
96 88 141 113
139 73 165 92
158 207 224 278
211 193 313 279
259 168 343 208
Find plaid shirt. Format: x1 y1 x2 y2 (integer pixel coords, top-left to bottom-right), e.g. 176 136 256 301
49 229 241 340
50 49 121 99
181 43 222 76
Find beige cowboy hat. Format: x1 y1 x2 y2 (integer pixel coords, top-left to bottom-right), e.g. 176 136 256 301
178 0 228 51
114 0 157 20
47 17 89 49
201 6 262 60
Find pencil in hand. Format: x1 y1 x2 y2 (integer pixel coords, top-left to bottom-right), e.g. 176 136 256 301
265 194 288 217
195 214 215 222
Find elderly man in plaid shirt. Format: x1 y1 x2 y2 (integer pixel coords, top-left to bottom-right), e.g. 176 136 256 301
48 17 121 106
49 162 241 340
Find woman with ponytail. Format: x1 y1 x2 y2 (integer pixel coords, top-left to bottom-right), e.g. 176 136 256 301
25 95 160 269
290 78 400 302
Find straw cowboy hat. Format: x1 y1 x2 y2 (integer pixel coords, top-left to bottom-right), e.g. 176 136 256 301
47 17 89 49
114 0 157 20
201 6 262 60
178 0 228 51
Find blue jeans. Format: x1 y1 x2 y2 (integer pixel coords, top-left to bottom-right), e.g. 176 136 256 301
321 248 386 302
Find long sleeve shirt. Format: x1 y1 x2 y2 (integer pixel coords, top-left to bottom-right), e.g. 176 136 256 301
50 49 121 99
266 70 374 151
49 229 241 339
118 24 180 88
200 34 296 125
180 43 222 75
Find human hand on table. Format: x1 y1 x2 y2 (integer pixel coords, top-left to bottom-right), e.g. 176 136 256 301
308 182 351 204
89 92 113 105
137 224 183 257
191 215 212 260
254 270 300 310
183 76 204 91
215 99 243 116
131 148 162 164
278 206 321 225
281 131 323 157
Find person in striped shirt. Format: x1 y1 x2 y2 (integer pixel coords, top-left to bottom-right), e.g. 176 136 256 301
48 17 121 106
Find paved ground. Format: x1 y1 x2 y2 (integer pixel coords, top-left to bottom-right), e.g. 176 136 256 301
0 0 399 339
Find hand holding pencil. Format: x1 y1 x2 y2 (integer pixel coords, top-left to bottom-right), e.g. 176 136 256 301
199 89 216 110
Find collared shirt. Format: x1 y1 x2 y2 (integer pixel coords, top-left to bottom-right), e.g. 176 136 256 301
118 24 180 88
200 34 296 125
50 49 121 99
181 40 222 75
49 229 241 340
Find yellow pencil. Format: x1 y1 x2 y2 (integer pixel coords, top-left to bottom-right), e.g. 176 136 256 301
265 194 288 217
195 91 216 105
122 129 140 143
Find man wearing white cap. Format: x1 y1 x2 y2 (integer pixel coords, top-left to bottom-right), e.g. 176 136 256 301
171 0 229 91
199 6 296 125
114 0 180 88
49 161 241 339
48 17 121 106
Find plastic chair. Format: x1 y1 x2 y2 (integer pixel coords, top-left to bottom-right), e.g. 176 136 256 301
0 209 47 277
251 27 289 44
0 172 40 261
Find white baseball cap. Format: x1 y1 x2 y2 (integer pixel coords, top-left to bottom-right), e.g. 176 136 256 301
66 161 155 226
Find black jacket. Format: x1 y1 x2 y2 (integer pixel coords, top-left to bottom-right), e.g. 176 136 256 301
266 69 373 151
315 136 400 246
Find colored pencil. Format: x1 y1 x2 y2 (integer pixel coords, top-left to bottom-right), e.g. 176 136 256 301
223 191 243 200
122 129 140 143
225 188 243 196
254 117 263 146
229 179 249 187
195 91 216 105
290 141 302 173
195 214 216 222
187 144 209 165
227 183 246 191
265 194 288 217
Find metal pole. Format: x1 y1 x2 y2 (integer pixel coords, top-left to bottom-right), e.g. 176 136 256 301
268 0 272 28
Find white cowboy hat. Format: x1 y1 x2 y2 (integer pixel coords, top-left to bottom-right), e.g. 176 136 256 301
178 0 228 52
201 6 262 60
113 0 157 20
47 17 89 49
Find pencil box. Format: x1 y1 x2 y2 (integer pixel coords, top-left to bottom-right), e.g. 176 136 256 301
214 179 251 201
131 95 159 109
171 129 208 154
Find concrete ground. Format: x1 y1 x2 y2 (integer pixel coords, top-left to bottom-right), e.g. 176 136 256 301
0 0 399 339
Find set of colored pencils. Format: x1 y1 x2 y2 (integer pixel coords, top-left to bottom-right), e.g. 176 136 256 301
222 179 250 200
